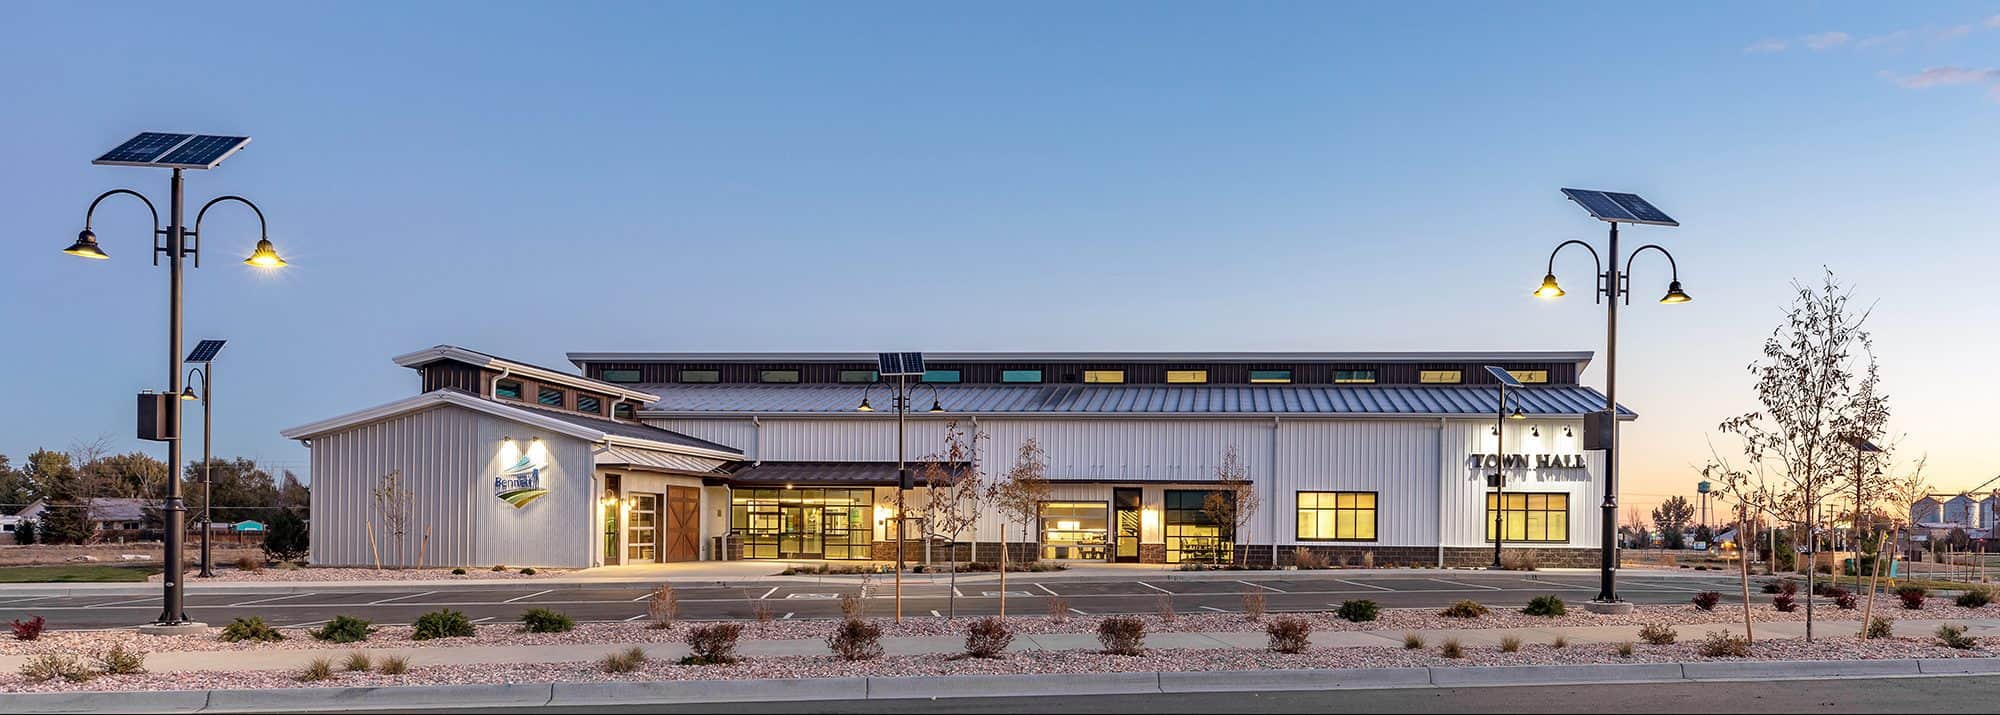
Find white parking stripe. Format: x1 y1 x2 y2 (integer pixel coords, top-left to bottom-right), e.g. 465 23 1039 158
623 614 648 622
781 612 794 620
278 619 327 629
83 596 159 608
227 593 314 607
758 587 778 600
1198 605 1228 613
1068 607 1089 616
1136 581 1173 594
368 590 435 605
471 616 497 623
502 590 552 603
930 610 942 617
1237 580 1283 593
1334 579 1394 591
1035 583 1060 596
1427 578 1501 591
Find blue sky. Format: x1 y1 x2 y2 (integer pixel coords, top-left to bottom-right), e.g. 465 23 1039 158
3 2 1996 513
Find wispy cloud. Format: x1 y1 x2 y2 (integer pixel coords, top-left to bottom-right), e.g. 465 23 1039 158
1887 66 2000 89
1744 38 1788 54
1986 14 2000 29
1802 31 1850 50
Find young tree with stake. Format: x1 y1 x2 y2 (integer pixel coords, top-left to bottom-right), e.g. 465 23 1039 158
918 422 987 618
989 438 1050 619
1201 446 1259 566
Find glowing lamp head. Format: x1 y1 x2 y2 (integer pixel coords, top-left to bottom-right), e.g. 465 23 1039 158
1533 273 1565 299
928 399 944 413
180 386 200 401
1508 407 1526 420
64 229 109 259
1659 280 1692 304
856 397 874 412
243 238 287 268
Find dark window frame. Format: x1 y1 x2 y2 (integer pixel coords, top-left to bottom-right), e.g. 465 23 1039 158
1294 490 1380 542
921 369 962 384
759 369 801 384
1001 369 1044 383
1333 369 1378 384
838 370 879 384
494 379 524 401
576 394 603 415
1248 369 1293 384
537 385 566 408
680 369 721 384
602 369 643 384
1485 491 1570 543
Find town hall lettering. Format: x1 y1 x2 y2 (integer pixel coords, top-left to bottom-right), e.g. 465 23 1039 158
1464 453 1592 483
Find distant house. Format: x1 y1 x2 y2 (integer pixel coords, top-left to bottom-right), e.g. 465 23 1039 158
0 514 21 544
1943 494 1980 529
231 520 266 533
1911 496 1946 526
14 498 157 541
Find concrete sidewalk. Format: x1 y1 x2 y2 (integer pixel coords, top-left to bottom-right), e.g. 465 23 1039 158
10 616 1996 675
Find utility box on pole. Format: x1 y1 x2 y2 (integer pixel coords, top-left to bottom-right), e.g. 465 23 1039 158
137 391 175 441
1582 409 1615 451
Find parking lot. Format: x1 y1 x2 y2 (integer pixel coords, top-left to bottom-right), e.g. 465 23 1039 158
0 571 1761 630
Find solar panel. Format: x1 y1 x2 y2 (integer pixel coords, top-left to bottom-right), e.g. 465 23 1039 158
186 339 228 364
1560 188 1678 227
92 132 251 170
877 352 926 377
1484 365 1524 388
95 133 193 166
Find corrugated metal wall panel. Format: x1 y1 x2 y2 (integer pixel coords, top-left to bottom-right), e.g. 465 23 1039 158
1437 419 1601 548
308 405 479 568
1273 420 1441 547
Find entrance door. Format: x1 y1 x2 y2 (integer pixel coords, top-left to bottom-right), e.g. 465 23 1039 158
780 504 825 559
1113 488 1142 563
627 493 660 564
664 486 700 562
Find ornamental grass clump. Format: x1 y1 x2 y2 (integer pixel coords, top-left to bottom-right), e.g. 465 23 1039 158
342 652 373 672
1265 616 1312 654
377 655 410 675
1697 632 1752 658
1438 638 1465 659
91 643 147 676
1098 616 1147 656
648 584 680 630
601 646 648 674
1638 622 1678 645
19 654 93 683
1402 633 1425 650
1499 636 1522 653
297 657 334 683
1337 599 1380 622
1440 600 1490 619
1240 589 1267 621
1522 595 1566 617
1937 624 1978 650
1615 641 1636 658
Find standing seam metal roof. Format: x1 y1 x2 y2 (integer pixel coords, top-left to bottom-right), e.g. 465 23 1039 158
631 384 1635 417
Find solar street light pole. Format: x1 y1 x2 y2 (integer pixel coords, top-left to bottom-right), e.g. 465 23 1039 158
189 365 214 578
1492 387 1508 570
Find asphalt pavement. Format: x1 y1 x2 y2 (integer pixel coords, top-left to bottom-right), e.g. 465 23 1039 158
1 571 1761 630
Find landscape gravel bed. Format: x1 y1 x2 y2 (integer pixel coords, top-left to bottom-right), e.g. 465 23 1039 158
1 635 1989 693
0 600 1980 657
142 567 569 583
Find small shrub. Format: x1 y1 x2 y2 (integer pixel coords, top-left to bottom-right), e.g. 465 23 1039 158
964 617 1014 658
1048 596 1071 623
1956 587 1993 609
490 564 506 572
520 607 574 633
220 617 285 643
1265 616 1312 654
1156 593 1177 623
451 567 467 575
1439 638 1465 659
519 567 537 576
1697 632 1751 658
1502 551 1540 572
1692 591 1721 611
1499 636 1522 653
751 601 774 625
827 618 884 661
297 657 334 682
648 584 680 630
1835 591 1858 610
1440 600 1490 619
1336 599 1380 623
412 609 476 640
1291 547 1330 570
1937 624 1978 650
1772 593 1799 612
19 654 94 683
377 655 410 675
11 615 46 641
1098 616 1147 656
1522 595 1566 617
1241 590 1267 621
839 591 866 620
1638 622 1678 645
1361 551 1375 569
235 554 265 573
1615 641 1635 658
601 646 648 673
1898 586 1927 610
311 615 375 644
1551 635 1570 649
342 651 373 672
1403 633 1425 650
91 643 147 675
1760 581 1783 594
684 622 744 665
1865 616 1894 639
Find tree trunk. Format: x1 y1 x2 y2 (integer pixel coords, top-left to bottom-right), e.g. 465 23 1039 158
1861 531 1888 639
1738 507 1754 643
998 524 1009 619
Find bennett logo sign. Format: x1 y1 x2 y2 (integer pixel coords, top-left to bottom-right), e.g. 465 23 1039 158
495 452 550 508
1466 453 1592 483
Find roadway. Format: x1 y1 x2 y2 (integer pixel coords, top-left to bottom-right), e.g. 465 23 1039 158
1 571 1758 630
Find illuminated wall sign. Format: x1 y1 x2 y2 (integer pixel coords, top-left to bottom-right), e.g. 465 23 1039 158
496 441 551 508
1465 453 1591 483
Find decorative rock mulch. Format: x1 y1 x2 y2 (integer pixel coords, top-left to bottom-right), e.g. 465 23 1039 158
144 567 568 583
1 636 1990 693
0 600 1979 657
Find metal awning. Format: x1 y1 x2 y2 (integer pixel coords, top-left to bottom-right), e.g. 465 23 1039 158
596 445 730 475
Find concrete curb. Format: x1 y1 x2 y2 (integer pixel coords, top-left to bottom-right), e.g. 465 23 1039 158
10 657 1996 713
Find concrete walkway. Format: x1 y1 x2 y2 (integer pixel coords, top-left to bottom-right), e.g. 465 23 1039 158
11 616 1998 675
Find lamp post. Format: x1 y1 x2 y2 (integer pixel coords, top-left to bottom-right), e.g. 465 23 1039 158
68 134 285 630
1534 189 1689 611
181 339 226 578
1846 437 1883 591
1484 366 1527 569
856 369 944 623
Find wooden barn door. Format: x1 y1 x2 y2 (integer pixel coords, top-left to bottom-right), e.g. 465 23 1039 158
664 486 701 562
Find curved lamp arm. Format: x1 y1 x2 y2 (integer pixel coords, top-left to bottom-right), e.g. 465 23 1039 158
84 189 163 232
183 366 209 403
1538 239 1605 303
192 196 268 269
1622 244 1687 305
1544 239 1602 276
856 379 947 413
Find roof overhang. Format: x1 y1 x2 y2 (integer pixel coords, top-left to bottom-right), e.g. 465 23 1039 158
396 345 659 404
281 390 738 460
571 350 1595 368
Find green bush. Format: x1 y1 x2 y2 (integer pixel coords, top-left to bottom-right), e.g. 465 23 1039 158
90 643 147 675
1336 599 1380 622
1522 595 1566 617
1937 624 1978 650
1955 587 1992 609
219 617 285 643
1439 600 1490 619
1866 616 1894 639
412 609 476 641
450 568 467 575
519 567 538 576
262 508 309 563
310 616 375 644
520 608 574 633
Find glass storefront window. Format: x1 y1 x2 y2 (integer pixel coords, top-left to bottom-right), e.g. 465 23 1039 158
730 488 875 559
1486 492 1568 542
1040 502 1109 561
1165 489 1232 563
